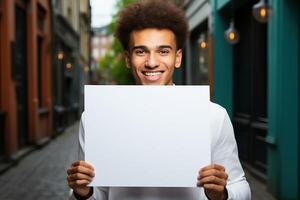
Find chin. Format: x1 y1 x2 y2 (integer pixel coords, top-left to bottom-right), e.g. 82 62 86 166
136 78 162 85
141 81 161 85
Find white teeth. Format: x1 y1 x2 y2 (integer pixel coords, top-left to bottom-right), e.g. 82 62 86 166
144 72 162 76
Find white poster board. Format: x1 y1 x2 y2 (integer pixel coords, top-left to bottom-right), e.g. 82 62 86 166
85 85 211 187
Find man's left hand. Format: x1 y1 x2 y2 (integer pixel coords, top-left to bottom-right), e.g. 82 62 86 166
197 164 228 200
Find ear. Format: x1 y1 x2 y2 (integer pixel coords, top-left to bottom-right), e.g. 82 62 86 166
124 51 131 69
175 49 183 69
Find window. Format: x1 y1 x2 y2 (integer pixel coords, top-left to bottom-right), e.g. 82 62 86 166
197 32 209 85
37 36 43 107
67 7 72 25
190 20 210 85
0 0 2 13
37 5 46 32
36 4 46 108
56 0 62 13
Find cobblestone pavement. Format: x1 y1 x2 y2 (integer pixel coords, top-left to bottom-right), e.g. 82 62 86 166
246 170 276 200
0 123 78 200
0 122 277 200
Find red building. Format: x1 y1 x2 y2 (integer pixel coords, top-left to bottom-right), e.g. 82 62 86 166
0 0 52 166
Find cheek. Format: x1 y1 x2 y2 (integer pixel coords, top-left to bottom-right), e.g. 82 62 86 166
163 58 176 71
130 57 145 71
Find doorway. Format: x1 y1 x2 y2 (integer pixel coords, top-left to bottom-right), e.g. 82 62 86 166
0 0 4 156
233 2 268 179
14 4 28 148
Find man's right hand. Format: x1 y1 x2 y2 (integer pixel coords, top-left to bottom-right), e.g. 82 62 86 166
67 160 95 197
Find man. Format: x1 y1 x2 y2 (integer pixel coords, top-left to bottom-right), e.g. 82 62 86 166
67 0 251 199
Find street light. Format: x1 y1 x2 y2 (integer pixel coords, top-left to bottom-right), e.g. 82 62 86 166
57 51 64 60
252 0 271 23
224 20 240 45
66 62 72 70
198 34 207 49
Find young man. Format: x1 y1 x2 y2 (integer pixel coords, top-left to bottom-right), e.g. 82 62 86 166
67 1 251 199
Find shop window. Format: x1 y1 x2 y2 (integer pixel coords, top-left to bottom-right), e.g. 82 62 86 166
197 32 209 84
190 20 209 85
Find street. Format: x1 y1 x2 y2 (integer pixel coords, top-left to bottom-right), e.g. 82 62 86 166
0 123 78 200
0 122 276 200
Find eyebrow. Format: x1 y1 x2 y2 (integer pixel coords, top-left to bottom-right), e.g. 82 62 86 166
131 45 173 51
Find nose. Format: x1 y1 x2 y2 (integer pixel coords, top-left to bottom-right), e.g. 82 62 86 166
145 52 159 69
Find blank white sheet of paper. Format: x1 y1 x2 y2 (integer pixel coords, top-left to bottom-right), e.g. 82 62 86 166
85 85 211 187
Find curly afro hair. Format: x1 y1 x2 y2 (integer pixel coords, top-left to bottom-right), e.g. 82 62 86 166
115 0 189 51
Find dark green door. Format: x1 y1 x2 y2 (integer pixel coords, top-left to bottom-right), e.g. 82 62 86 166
14 5 28 148
233 2 268 179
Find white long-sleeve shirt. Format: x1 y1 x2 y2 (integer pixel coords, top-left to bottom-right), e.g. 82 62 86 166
69 102 251 200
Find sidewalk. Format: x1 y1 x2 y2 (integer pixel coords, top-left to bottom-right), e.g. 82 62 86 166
0 122 79 200
245 170 276 200
0 121 276 200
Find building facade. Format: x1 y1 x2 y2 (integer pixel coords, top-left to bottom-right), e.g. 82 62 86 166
79 0 91 114
51 0 83 134
211 0 299 199
182 0 212 90
180 0 299 199
0 0 91 172
91 26 114 84
0 0 52 168
173 0 213 99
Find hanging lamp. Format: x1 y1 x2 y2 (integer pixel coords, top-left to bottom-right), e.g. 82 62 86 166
224 20 240 45
252 0 271 23
224 0 240 45
199 33 207 49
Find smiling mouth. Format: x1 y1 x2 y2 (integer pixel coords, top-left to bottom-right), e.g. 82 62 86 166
143 71 163 76
142 71 164 81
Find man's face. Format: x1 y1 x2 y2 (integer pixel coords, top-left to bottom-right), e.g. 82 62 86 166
125 28 182 85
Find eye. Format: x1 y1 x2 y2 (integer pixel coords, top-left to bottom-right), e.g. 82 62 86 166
134 49 146 56
159 49 170 56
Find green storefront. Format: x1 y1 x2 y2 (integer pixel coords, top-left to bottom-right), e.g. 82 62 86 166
211 0 299 199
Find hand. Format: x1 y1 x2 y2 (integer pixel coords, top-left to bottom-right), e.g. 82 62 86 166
197 164 228 200
67 160 95 197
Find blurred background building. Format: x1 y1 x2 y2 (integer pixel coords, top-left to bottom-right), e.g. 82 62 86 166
174 0 299 199
0 0 53 168
0 0 91 172
51 0 80 134
79 0 92 117
91 26 113 84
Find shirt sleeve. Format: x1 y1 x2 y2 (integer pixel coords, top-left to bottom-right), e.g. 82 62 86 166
68 113 109 200
206 108 251 199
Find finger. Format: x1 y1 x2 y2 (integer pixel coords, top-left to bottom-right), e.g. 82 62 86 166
200 164 225 173
68 179 91 188
68 166 95 177
198 175 227 187
202 183 225 193
67 166 95 177
67 173 93 182
198 169 228 180
72 160 94 170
